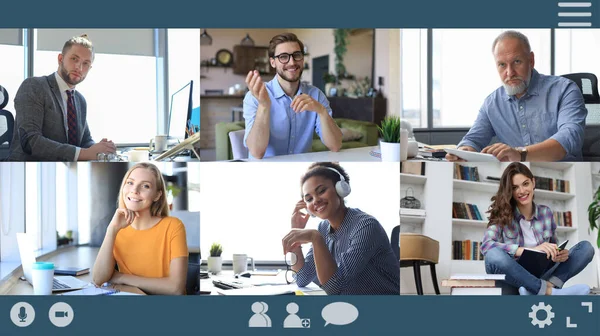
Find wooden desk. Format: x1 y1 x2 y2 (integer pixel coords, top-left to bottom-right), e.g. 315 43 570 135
3 246 145 295
242 146 383 162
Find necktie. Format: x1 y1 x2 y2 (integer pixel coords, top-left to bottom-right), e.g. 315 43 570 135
66 90 78 145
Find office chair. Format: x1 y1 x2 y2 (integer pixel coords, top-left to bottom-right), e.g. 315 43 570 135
0 85 14 161
561 73 600 160
399 232 441 295
186 262 201 295
228 129 248 160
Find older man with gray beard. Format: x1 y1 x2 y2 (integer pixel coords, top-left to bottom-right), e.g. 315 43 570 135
447 30 587 162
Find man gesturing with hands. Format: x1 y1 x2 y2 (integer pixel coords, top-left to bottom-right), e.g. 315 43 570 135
243 33 342 159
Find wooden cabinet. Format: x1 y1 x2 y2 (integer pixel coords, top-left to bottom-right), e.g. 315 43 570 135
328 96 386 127
233 45 275 75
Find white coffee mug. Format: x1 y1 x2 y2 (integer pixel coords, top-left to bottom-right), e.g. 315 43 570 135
128 149 149 162
31 262 54 295
149 135 168 153
232 254 254 274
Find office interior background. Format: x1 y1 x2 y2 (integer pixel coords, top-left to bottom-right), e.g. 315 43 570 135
0 28 200 157
400 28 600 158
0 162 200 281
199 162 400 265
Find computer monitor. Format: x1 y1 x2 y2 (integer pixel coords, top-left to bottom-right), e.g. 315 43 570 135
168 80 194 141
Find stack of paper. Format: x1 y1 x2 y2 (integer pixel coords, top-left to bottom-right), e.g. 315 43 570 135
443 274 505 295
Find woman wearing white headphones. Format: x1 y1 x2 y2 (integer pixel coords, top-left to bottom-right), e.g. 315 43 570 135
281 162 400 295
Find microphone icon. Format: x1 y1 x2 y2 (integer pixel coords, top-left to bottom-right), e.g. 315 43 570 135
18 306 27 322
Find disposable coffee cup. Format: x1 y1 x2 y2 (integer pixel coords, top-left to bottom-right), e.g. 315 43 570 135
31 262 54 295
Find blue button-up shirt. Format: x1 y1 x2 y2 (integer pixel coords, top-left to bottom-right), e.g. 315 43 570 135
295 208 400 295
243 76 332 159
458 69 587 161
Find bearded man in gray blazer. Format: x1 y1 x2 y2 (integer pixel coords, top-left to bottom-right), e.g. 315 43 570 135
8 34 116 161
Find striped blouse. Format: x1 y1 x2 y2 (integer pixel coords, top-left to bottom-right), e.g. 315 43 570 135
295 208 400 295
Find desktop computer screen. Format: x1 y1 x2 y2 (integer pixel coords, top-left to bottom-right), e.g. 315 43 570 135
168 80 194 141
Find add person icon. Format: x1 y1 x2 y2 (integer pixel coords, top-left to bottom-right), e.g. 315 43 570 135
249 301 272 328
283 302 303 328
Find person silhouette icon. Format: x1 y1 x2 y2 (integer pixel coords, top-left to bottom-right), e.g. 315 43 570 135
249 301 272 328
283 302 303 328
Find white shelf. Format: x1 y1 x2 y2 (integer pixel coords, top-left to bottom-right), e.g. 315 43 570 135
400 215 425 225
453 179 574 200
452 219 488 228
453 180 497 193
400 173 427 185
535 189 575 201
556 226 577 233
530 162 573 170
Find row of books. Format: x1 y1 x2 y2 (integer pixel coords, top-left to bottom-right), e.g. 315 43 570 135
452 240 484 260
454 164 480 182
452 202 484 220
534 175 570 193
554 210 573 227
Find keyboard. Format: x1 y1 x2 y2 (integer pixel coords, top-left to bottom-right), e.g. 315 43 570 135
212 279 243 290
52 278 70 290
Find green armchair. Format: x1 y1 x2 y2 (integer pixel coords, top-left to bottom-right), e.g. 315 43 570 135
215 118 379 161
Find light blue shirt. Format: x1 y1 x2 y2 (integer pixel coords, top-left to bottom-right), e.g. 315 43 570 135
458 69 587 161
243 76 332 159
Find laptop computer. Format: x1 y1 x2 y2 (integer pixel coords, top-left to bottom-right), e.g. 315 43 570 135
16 233 89 292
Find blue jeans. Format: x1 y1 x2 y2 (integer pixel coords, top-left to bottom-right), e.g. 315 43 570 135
484 241 595 295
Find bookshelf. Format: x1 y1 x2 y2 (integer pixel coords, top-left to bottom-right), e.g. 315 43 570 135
400 161 599 295
400 166 428 234
400 215 426 225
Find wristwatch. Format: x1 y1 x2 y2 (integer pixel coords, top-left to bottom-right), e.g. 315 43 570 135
515 147 528 162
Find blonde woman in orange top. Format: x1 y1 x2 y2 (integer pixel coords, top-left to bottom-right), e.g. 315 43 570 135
92 163 188 295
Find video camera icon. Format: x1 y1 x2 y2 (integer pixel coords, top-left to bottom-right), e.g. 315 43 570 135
49 302 74 327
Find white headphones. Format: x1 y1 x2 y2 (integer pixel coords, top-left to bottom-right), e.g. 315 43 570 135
324 167 351 198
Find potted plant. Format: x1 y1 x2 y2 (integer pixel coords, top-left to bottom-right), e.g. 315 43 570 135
166 182 182 211
334 29 350 79
588 184 600 286
323 73 337 97
377 116 401 162
208 243 223 274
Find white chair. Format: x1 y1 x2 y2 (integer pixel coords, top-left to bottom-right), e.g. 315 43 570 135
228 129 248 160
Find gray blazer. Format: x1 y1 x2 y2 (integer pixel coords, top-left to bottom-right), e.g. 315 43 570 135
8 73 95 161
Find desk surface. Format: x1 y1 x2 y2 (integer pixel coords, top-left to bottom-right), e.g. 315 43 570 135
244 146 382 162
5 246 144 295
201 270 326 295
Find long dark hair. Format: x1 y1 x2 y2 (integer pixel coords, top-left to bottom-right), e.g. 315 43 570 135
487 162 534 228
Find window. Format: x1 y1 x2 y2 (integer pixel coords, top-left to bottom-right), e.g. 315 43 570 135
187 163 201 212
200 163 399 262
167 29 200 128
56 163 68 236
401 29 551 129
25 163 41 250
555 29 600 76
401 29 428 128
77 163 91 245
0 163 25 265
33 29 158 145
0 29 25 115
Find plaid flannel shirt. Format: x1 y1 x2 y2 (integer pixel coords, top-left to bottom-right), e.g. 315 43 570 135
481 203 558 257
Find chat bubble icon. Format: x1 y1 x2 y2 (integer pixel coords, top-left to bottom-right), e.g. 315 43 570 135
321 302 359 326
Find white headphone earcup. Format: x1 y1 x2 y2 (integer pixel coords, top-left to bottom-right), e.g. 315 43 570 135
336 181 351 198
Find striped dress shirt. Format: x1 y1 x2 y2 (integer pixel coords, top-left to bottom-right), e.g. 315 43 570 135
295 208 400 295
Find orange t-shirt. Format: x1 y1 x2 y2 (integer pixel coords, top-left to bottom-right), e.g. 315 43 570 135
113 216 188 278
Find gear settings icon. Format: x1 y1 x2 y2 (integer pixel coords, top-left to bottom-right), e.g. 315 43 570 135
529 302 554 328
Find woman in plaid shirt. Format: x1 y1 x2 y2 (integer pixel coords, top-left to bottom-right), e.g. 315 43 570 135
482 162 594 295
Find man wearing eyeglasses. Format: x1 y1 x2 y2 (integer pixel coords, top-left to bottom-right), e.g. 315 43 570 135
8 34 116 161
243 33 342 159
